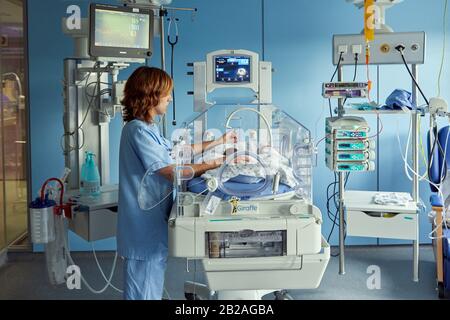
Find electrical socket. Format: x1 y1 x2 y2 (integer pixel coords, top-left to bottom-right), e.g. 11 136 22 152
352 44 362 55
338 45 348 54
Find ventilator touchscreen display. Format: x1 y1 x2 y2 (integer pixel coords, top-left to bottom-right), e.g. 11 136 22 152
95 9 150 49
215 56 251 83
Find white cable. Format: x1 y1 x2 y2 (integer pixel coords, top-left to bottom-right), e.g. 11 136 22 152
397 105 433 181
93 244 175 299
315 99 327 140
225 107 273 148
397 120 428 181
164 287 172 300
403 162 448 240
403 113 433 181
67 221 177 298
138 163 223 211
397 133 449 239
61 218 118 294
402 117 414 181
437 0 448 97
91 243 123 293
139 189 174 211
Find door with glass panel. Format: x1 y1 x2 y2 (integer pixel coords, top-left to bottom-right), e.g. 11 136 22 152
0 0 29 251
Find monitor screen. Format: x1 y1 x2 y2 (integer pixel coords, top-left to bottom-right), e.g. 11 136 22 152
215 56 251 83
89 4 153 60
95 9 150 49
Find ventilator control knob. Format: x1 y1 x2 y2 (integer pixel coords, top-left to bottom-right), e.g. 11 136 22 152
289 204 302 215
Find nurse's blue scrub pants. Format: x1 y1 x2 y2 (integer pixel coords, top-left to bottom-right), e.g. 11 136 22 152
123 251 168 300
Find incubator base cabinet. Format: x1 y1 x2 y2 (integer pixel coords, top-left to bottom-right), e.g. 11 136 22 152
169 200 330 292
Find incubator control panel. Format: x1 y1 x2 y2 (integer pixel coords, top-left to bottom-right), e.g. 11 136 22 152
215 55 251 83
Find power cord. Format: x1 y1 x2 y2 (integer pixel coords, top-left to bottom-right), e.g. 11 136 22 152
343 53 359 106
61 64 113 154
395 45 429 106
328 52 344 116
327 172 350 257
394 45 448 182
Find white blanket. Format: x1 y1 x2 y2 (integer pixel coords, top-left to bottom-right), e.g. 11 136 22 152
202 147 297 188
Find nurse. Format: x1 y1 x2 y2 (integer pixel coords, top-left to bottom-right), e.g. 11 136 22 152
117 66 235 300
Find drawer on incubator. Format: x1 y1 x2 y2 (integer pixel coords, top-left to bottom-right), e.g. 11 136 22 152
346 210 417 240
206 230 287 259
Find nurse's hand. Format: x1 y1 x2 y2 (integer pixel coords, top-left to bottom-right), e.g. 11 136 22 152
216 130 238 146
224 147 238 157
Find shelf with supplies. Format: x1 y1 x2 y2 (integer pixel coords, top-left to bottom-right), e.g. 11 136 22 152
343 107 412 115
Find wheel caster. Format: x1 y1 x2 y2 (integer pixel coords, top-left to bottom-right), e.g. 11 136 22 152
274 290 294 300
185 292 199 300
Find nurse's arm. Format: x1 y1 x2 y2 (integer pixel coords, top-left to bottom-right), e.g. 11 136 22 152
157 158 224 182
190 131 238 155
190 140 216 155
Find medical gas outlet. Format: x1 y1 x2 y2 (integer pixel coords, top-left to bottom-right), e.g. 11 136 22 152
325 116 375 172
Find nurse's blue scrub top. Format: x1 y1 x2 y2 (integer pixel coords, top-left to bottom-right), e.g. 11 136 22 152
117 119 173 260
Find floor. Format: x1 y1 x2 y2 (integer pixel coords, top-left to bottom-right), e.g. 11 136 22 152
0 245 442 300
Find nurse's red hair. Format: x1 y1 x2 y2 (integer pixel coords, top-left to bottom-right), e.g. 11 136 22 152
121 66 173 123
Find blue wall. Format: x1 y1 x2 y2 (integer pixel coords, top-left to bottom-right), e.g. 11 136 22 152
28 0 450 251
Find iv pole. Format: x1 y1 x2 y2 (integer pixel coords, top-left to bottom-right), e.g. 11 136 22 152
338 0 420 281
123 2 197 138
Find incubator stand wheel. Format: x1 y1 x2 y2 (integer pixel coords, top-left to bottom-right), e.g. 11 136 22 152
185 292 215 300
185 292 200 300
438 282 446 299
183 281 211 300
274 290 294 300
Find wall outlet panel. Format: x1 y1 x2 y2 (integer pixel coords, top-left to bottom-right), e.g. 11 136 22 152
333 32 426 65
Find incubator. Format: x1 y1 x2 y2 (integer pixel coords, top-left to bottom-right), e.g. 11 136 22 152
168 103 330 299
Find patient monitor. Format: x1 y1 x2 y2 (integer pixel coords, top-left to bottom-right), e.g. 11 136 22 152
89 3 154 63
